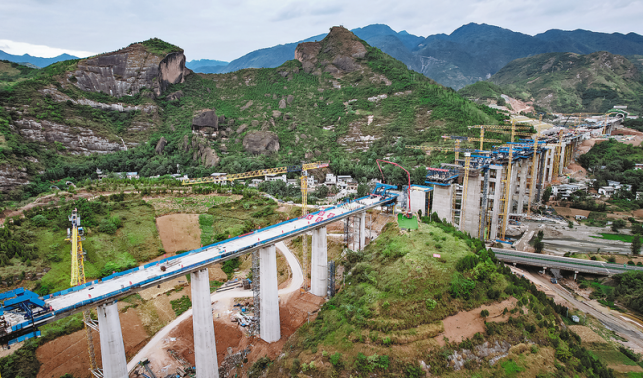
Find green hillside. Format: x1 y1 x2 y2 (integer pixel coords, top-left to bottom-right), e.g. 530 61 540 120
254 219 618 378
481 52 643 114
0 27 506 204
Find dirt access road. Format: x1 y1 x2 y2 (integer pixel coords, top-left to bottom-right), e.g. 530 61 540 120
126 241 303 372
518 220 631 255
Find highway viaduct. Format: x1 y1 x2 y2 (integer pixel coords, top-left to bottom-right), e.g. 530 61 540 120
5 192 397 378
492 248 643 277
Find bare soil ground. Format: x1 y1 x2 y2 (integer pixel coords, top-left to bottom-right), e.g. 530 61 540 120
435 297 518 346
552 207 590 218
145 291 324 376
156 214 201 253
568 325 607 344
612 128 643 146
36 308 148 378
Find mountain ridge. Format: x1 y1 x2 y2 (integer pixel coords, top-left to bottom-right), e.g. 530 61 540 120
191 23 643 90
459 51 643 114
0 50 79 68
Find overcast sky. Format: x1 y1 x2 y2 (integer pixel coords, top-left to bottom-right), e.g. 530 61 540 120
1 0 642 61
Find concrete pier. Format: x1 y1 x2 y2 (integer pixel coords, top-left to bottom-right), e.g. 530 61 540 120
311 227 328 297
359 212 366 250
462 175 482 237
190 268 219 378
260 245 281 342
432 185 453 222
97 301 127 378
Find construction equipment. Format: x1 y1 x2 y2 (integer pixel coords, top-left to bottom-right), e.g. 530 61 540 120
66 210 100 377
495 122 535 240
181 162 329 290
526 117 541 214
468 124 532 150
376 160 412 217
441 135 503 150
180 162 328 186
406 145 477 230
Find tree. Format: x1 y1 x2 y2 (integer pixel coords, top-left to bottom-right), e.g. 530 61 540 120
534 240 545 254
542 186 553 203
612 219 627 232
632 235 641 256
357 183 369 197
480 309 490 318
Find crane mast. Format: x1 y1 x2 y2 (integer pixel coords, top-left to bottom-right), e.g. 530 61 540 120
66 210 100 377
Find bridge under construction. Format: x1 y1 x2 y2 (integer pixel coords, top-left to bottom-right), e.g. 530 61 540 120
0 185 398 378
416 116 619 243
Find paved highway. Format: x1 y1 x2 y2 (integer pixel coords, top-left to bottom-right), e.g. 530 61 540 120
493 249 643 276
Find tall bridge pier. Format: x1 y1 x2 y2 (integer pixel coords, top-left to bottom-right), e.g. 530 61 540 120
97 302 128 378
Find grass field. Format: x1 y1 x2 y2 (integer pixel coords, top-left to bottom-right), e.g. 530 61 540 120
7 199 164 294
146 194 241 215
590 233 635 243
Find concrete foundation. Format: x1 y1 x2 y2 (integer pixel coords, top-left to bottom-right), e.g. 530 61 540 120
97 301 127 378
311 227 328 297
260 245 281 342
190 269 219 378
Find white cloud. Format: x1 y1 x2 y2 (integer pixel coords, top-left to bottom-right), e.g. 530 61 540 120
0 0 641 61
0 39 95 58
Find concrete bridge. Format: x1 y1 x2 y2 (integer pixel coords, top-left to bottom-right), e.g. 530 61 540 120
4 189 397 378
492 248 643 277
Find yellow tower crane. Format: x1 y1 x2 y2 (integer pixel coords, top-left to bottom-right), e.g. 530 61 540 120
406 145 475 230
468 122 536 240
66 209 99 376
181 161 329 290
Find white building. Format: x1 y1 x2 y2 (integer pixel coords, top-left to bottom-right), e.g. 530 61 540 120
598 186 615 196
324 174 337 186
248 179 264 188
265 174 287 183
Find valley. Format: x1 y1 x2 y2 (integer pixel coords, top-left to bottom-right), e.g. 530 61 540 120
0 12 643 378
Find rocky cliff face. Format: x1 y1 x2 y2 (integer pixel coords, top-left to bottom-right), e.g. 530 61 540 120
71 43 190 98
295 26 367 76
12 118 123 155
0 165 30 193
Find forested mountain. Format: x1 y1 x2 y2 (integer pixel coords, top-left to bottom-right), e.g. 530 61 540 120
0 50 79 68
185 59 229 73
459 51 643 114
0 28 505 203
193 23 643 90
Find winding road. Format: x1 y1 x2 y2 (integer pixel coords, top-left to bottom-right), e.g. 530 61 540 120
126 241 303 371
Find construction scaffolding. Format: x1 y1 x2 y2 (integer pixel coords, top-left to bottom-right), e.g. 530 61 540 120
251 250 260 336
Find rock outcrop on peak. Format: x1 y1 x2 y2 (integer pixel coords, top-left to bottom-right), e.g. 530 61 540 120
71 42 190 98
295 26 368 76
